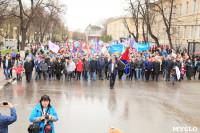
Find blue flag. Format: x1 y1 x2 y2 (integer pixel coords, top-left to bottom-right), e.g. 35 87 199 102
137 42 150 51
109 45 123 53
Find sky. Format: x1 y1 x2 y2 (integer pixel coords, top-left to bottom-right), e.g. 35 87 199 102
60 0 128 32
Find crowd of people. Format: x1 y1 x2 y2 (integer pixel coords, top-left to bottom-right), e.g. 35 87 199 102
0 43 200 88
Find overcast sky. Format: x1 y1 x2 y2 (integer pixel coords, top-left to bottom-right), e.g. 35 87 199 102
60 0 128 32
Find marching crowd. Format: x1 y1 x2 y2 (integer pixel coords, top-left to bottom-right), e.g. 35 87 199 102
0 44 200 87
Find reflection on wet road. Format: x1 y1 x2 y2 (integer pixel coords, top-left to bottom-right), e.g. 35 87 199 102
0 76 200 133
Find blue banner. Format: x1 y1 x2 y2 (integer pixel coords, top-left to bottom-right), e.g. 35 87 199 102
109 45 123 53
137 42 150 51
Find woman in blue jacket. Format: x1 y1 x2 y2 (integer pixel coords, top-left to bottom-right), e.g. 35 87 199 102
29 95 58 133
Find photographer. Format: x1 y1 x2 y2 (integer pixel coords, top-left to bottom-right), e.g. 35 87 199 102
29 95 58 133
0 101 17 133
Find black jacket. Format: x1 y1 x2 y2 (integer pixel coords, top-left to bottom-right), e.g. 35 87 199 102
153 61 160 74
24 61 33 73
135 60 143 69
174 61 182 70
108 63 118 75
130 61 135 69
90 60 97 72
3 59 12 69
55 62 63 74
165 60 174 70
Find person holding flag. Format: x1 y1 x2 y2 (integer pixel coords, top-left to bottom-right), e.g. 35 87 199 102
108 47 130 89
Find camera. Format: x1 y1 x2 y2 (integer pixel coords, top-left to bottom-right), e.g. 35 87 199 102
45 114 49 119
3 102 8 105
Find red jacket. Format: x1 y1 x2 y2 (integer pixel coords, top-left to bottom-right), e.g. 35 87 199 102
75 60 83 72
12 67 24 74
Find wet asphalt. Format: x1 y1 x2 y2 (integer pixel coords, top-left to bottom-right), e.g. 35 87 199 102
0 74 200 133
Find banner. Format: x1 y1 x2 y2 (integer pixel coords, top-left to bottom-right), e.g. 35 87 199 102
48 41 59 53
109 45 123 53
101 46 107 53
137 42 150 51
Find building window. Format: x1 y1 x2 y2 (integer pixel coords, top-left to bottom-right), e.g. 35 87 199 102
177 27 180 38
190 26 194 38
179 4 182 16
193 0 196 14
185 2 189 15
183 26 186 38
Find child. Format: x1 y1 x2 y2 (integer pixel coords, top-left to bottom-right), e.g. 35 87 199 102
171 66 177 85
180 67 186 80
12 66 24 80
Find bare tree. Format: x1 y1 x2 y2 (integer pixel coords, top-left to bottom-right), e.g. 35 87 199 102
0 0 10 25
123 0 140 42
139 0 160 47
151 0 176 49
11 0 44 50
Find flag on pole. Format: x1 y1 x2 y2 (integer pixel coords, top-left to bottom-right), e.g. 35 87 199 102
97 41 101 51
72 41 75 52
48 41 59 53
119 47 130 76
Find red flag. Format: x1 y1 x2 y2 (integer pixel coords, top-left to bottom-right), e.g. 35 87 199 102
85 41 88 50
72 41 74 52
79 41 82 52
120 47 130 63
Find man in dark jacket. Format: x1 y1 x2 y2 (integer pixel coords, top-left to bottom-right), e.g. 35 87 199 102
90 57 97 80
0 101 17 133
174 58 182 70
97 56 106 80
2 55 12 80
144 59 153 82
104 55 112 80
108 58 118 89
135 57 143 81
83 57 90 80
165 56 174 81
130 58 136 81
118 60 125 80
55 59 63 80
153 58 160 82
24 58 33 83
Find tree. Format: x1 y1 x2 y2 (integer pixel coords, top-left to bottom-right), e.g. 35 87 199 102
152 0 176 49
11 0 44 50
0 0 10 25
101 35 112 42
139 0 160 47
123 0 140 42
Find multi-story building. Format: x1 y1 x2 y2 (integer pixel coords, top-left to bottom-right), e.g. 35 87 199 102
107 0 200 51
150 0 200 51
107 17 147 43
85 24 102 42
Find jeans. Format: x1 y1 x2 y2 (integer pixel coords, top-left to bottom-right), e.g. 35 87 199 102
136 68 142 81
35 71 41 80
90 72 96 80
84 71 88 80
4 68 10 80
172 75 176 83
166 70 171 81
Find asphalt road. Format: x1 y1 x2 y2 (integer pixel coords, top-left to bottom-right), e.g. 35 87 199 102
0 75 200 133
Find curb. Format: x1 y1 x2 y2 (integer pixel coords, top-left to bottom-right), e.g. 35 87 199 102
0 77 17 90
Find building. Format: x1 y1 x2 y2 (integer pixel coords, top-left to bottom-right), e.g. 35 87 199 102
150 0 200 49
85 24 102 42
107 18 145 43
